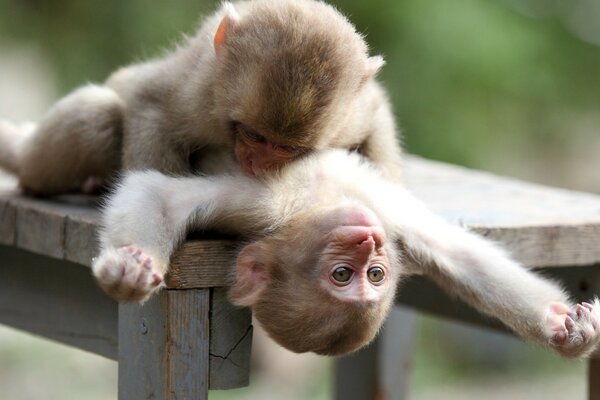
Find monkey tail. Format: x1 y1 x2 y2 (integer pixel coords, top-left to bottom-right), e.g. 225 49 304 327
0 119 34 175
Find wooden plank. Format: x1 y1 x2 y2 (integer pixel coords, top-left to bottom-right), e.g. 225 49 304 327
0 245 118 359
9 194 99 261
118 289 210 400
377 307 417 400
209 288 252 389
334 335 379 400
65 215 99 266
590 358 600 400
0 196 16 245
405 156 600 227
396 265 600 332
14 196 67 259
166 240 239 288
472 224 600 268
405 156 600 267
333 307 417 400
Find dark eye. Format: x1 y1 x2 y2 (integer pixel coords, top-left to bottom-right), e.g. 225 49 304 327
238 124 266 144
274 143 304 154
331 266 353 285
367 266 385 283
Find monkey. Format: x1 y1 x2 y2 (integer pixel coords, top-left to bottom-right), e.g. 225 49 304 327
93 149 600 358
0 0 402 195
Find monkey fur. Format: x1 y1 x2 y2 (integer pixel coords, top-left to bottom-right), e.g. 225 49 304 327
0 0 402 195
94 150 600 358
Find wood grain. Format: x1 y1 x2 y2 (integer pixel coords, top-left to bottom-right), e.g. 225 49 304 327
166 241 239 288
209 288 252 389
118 289 211 399
0 198 16 245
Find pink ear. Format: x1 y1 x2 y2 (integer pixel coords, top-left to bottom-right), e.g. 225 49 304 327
214 3 241 59
364 55 385 79
229 242 271 306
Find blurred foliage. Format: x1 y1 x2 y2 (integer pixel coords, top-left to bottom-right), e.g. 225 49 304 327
0 0 598 168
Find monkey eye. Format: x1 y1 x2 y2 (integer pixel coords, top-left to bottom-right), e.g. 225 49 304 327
331 265 353 286
367 266 385 284
273 143 306 156
237 124 266 144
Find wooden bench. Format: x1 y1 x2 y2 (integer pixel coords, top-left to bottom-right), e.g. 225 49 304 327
1 156 599 399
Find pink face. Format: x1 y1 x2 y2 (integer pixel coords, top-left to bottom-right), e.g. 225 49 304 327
232 122 306 176
318 207 392 304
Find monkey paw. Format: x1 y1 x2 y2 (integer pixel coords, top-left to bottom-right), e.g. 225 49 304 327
546 299 600 358
92 246 164 303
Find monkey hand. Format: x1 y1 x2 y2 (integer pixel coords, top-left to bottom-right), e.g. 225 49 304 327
545 299 600 358
92 245 164 303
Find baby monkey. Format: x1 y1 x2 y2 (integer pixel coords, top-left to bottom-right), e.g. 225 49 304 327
95 150 600 358
0 0 401 195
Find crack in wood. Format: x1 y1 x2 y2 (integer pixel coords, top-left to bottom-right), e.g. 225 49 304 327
209 325 252 369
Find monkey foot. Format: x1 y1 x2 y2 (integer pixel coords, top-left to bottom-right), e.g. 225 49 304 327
546 299 600 357
92 246 164 303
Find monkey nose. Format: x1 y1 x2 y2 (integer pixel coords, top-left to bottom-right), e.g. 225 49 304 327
356 235 376 253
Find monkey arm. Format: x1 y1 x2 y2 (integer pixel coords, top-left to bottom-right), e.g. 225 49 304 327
391 191 600 357
93 171 267 301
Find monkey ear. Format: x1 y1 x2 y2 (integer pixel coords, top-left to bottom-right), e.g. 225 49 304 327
214 2 241 60
363 55 385 81
229 241 271 306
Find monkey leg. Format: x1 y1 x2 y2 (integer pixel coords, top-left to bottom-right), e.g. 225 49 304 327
16 84 124 195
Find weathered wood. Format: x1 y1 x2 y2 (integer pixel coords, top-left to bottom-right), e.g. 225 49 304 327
397 264 600 331
209 288 253 389
377 307 417 400
334 307 417 400
0 245 118 358
405 156 600 267
0 197 16 245
118 289 210 400
15 196 68 259
590 358 600 400
65 215 98 266
166 241 239 288
334 335 380 400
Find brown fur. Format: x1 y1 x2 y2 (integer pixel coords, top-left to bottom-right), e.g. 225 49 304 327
0 0 402 194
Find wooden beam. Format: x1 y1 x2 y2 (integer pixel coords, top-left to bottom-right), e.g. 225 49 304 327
118 290 211 400
0 245 118 359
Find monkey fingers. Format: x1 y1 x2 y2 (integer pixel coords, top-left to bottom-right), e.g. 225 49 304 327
546 298 600 357
92 245 164 303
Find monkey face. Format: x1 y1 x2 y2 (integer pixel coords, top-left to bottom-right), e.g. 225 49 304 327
212 0 381 176
228 205 399 355
230 122 307 176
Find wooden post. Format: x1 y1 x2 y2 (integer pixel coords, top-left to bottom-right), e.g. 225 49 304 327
589 358 600 400
118 289 210 400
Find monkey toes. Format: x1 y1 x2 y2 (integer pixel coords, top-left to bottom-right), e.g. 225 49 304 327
546 299 600 357
92 246 164 303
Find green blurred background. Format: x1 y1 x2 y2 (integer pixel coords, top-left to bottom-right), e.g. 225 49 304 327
0 0 598 399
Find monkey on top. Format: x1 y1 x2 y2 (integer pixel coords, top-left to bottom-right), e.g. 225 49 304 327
0 0 401 196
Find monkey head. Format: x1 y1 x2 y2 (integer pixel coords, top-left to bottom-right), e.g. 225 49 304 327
211 0 385 176
228 205 399 355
